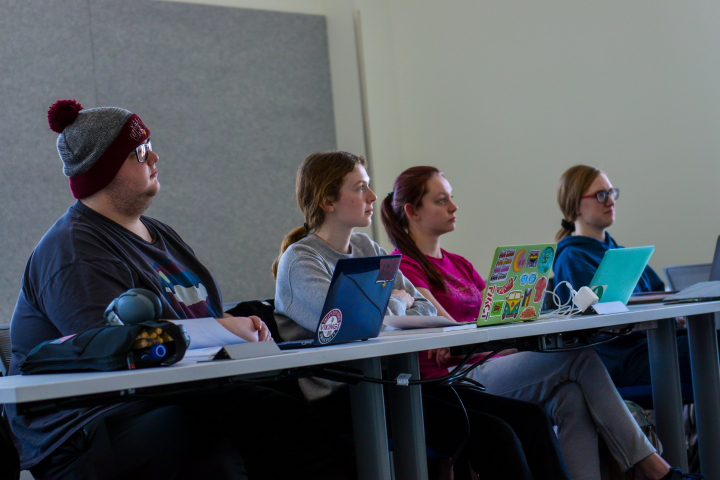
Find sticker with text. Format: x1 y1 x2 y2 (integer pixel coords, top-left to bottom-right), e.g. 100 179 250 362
318 309 342 344
480 286 496 320
489 249 516 283
377 257 401 284
496 275 517 295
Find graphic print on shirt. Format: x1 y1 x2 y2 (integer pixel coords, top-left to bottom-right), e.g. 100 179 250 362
154 259 220 319
445 272 482 320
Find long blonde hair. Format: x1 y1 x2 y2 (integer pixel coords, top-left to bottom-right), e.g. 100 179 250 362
271 151 367 278
555 165 602 242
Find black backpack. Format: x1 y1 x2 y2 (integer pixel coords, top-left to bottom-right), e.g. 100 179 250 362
19 321 189 374
225 299 282 342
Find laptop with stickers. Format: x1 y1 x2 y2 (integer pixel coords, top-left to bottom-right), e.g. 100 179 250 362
588 246 655 304
277 255 401 349
478 244 557 326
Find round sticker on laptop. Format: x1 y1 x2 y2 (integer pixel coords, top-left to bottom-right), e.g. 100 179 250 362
318 309 342 344
538 247 555 274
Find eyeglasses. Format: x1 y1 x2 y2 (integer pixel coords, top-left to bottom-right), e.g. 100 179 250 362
134 141 153 163
580 188 619 204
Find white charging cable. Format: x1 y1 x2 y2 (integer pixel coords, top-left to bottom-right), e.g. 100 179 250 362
538 280 594 318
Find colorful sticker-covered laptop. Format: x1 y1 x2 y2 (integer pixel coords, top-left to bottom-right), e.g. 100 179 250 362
477 243 556 326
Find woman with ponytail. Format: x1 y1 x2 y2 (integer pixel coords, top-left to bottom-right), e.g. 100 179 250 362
554 165 663 307
273 152 577 480
553 166 700 391
381 166 696 480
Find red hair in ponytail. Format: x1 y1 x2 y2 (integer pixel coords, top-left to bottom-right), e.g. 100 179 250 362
380 166 447 291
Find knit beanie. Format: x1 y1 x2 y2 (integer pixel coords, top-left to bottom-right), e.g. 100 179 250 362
47 99 151 199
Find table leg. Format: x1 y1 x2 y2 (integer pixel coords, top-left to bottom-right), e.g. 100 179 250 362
348 357 392 480
387 352 429 480
647 318 687 470
687 312 720 478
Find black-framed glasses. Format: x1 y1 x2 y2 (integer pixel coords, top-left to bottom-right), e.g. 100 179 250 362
580 188 619 203
134 141 153 163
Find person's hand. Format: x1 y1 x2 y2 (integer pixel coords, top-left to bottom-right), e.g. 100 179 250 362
249 316 272 341
427 348 452 367
392 289 415 309
216 315 272 343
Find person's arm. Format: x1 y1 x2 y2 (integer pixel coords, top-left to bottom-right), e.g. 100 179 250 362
217 314 271 342
41 260 138 335
44 261 266 346
388 270 437 316
276 247 337 333
411 287 455 367
416 287 456 321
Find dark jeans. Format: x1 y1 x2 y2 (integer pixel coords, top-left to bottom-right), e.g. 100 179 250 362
423 386 570 480
31 383 356 480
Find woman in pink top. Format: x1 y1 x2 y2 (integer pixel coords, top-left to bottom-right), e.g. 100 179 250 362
381 166 696 480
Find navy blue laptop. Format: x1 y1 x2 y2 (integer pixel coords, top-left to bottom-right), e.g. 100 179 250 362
278 255 401 349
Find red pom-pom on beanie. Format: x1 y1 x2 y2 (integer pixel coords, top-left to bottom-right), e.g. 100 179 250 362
48 99 83 133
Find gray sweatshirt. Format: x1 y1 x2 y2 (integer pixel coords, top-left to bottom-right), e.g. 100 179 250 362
274 233 437 400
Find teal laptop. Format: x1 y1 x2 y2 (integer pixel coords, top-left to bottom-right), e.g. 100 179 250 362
589 246 655 304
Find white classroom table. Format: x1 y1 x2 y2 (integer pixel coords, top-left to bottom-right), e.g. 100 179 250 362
1 301 719 479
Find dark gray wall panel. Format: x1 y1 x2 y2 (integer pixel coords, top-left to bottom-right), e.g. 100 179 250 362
0 0 336 322
0 0 97 323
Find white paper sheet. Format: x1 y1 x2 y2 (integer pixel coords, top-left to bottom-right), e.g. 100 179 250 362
170 318 246 349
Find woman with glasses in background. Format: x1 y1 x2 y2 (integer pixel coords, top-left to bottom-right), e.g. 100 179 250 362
553 165 684 390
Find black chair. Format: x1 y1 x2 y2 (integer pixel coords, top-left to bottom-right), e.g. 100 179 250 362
224 299 282 342
0 325 21 480
0 325 11 378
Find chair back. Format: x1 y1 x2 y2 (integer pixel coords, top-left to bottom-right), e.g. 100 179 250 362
0 325 20 480
0 325 11 377
663 264 711 291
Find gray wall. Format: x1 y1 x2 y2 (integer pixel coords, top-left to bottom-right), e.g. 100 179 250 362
0 0 336 322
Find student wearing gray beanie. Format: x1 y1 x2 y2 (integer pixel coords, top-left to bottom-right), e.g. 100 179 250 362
47 99 151 199
5 100 356 480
